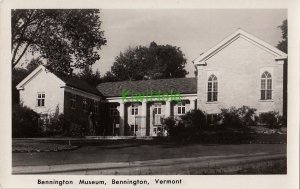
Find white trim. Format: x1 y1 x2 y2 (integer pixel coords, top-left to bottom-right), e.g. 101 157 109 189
177 101 186 115
63 86 101 101
259 69 273 101
193 29 287 65
106 93 197 102
16 65 66 90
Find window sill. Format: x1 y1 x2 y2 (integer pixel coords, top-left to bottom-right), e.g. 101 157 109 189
205 101 219 104
35 106 46 108
259 99 274 102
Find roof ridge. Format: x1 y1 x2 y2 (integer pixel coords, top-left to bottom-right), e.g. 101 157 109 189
97 77 196 86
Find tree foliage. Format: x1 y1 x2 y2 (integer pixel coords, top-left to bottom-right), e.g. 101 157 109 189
77 66 102 86
101 71 119 82
12 9 106 74
108 42 188 81
12 68 30 105
12 103 40 137
277 19 287 53
26 57 43 72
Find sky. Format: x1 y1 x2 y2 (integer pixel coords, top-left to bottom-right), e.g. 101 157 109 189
93 9 287 77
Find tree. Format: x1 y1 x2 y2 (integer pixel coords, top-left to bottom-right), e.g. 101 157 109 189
26 57 43 72
77 66 102 86
12 9 106 74
101 71 119 82
277 19 287 53
110 42 188 81
12 68 29 105
276 19 288 125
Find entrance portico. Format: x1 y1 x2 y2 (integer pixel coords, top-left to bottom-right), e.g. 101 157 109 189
106 94 197 137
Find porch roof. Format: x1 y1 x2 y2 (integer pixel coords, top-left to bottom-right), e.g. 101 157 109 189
96 77 197 97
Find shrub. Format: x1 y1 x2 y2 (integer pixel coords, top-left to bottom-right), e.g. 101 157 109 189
163 109 207 141
163 117 176 136
69 122 85 137
180 109 207 132
12 104 40 138
220 106 257 127
259 111 284 128
239 106 258 126
38 106 70 136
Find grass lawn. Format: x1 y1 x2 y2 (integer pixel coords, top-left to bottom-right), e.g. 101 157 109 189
12 139 286 167
12 140 77 152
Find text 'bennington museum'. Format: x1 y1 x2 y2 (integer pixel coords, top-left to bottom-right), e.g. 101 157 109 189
16 29 287 137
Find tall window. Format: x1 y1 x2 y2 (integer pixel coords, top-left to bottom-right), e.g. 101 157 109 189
177 101 186 115
93 101 98 114
261 71 272 100
37 92 45 107
153 104 162 115
70 94 76 109
207 74 218 102
82 98 88 111
153 104 162 125
131 103 139 115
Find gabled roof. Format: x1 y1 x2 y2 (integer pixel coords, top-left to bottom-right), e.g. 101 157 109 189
56 75 103 96
96 77 197 97
16 65 102 97
193 29 287 65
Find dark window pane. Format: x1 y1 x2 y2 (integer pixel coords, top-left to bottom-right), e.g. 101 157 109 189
267 79 272 89
208 83 212 91
213 82 218 91
213 92 218 101
267 90 272 99
261 80 266 89
261 90 265 100
208 92 212 102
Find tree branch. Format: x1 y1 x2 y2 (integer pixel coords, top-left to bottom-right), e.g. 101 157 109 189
12 13 47 67
13 43 31 68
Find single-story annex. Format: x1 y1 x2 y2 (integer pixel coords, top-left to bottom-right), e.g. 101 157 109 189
16 29 287 137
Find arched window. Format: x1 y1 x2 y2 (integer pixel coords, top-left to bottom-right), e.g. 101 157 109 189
261 71 272 100
207 74 218 102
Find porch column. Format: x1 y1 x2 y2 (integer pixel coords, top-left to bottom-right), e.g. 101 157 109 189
191 99 196 110
166 100 171 117
141 101 147 136
119 102 125 136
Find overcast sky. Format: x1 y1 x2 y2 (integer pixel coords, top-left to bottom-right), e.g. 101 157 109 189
94 9 287 77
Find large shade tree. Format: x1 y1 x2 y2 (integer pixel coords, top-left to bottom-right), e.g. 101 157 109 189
11 9 106 74
277 19 287 53
106 42 188 81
